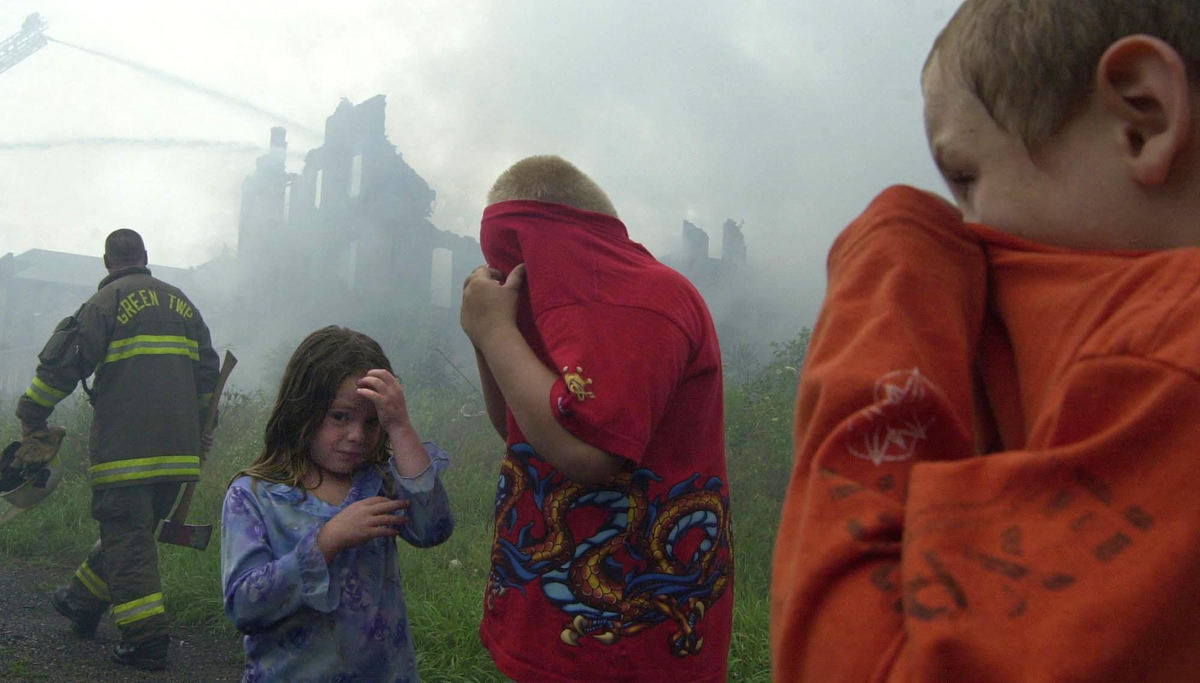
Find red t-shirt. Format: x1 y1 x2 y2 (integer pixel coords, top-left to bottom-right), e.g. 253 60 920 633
478 200 734 682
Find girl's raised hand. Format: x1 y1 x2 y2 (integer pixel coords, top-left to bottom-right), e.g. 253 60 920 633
316 496 410 564
356 369 412 434
356 369 430 477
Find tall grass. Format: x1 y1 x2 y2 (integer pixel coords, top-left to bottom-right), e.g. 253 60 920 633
0 330 805 681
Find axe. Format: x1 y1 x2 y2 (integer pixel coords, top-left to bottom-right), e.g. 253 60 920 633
157 350 237 550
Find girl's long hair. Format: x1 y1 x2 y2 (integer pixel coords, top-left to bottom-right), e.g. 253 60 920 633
233 326 394 489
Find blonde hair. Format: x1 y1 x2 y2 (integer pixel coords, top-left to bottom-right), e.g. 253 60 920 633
487 155 618 217
926 0 1200 147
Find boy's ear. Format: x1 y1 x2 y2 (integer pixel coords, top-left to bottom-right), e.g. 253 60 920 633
1096 35 1192 186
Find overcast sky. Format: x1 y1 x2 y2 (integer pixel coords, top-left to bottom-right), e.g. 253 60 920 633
0 1 960 327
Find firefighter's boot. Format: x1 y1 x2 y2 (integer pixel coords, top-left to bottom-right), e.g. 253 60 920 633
51 586 105 638
112 634 169 671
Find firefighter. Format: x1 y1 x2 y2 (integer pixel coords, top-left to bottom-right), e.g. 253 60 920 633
15 229 219 671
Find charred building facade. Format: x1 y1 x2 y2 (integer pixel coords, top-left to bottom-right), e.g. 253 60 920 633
0 94 767 394
664 218 762 357
672 218 746 287
236 95 480 318
0 95 484 395
226 96 482 383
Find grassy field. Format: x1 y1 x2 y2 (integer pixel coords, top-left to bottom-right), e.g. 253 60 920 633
0 333 804 681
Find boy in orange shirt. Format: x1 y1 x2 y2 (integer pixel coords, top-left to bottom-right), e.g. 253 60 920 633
772 1 1200 680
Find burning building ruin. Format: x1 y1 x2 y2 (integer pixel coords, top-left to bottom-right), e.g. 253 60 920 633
0 93 758 393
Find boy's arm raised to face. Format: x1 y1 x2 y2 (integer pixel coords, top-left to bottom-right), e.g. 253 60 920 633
774 185 1200 681
772 186 988 681
461 264 623 484
473 346 508 440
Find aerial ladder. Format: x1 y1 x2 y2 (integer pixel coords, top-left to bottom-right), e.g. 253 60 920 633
0 12 316 138
0 13 48 75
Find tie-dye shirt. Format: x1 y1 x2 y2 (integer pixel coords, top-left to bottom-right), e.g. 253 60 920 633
220 443 453 683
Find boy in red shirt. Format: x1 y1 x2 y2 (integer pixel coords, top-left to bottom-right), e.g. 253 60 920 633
461 155 734 682
772 1 1200 680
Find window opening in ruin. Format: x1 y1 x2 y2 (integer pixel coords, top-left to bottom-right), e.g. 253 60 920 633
283 182 292 222
431 248 452 308
349 154 363 198
314 169 324 209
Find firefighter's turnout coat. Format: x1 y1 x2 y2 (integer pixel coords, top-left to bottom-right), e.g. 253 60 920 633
17 266 219 489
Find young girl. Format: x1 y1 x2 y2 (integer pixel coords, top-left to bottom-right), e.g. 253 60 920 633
220 326 453 682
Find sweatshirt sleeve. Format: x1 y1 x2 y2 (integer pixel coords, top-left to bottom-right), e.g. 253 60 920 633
770 185 987 681
772 188 1200 682
882 356 1200 681
220 481 337 634
389 442 454 548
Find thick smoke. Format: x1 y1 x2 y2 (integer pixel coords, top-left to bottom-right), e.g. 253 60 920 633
46 36 321 138
0 138 263 152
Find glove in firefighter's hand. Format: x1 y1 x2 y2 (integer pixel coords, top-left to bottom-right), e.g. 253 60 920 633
16 427 65 468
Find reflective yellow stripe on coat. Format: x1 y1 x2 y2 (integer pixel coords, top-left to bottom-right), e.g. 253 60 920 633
88 455 200 486
104 335 199 364
22 376 71 408
113 592 165 626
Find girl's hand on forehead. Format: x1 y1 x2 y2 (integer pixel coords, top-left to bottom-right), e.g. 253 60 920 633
356 369 412 433
357 369 429 476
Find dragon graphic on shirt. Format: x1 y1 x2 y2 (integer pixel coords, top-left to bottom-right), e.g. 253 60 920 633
487 443 732 657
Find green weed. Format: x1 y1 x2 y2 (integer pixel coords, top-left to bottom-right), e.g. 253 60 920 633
0 329 808 681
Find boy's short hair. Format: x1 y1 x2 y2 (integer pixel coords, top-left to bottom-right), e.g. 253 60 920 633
487 155 618 217
927 0 1200 147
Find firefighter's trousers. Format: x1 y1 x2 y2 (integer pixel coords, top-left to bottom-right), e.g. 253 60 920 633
65 481 182 643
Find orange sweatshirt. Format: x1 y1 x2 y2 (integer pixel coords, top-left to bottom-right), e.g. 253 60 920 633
771 186 1200 681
